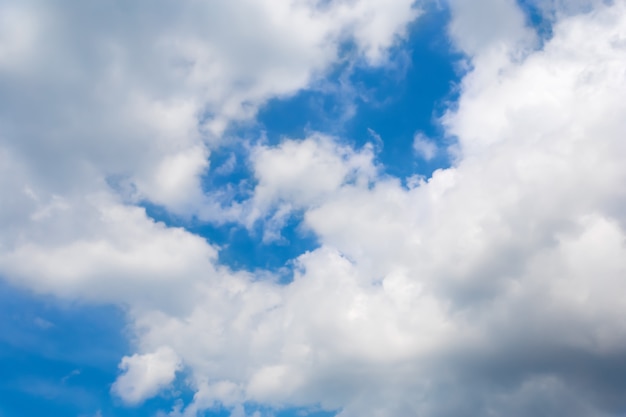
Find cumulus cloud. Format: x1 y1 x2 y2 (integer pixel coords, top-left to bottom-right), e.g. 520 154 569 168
0 0 421 410
412 131 437 160
248 134 378 226
2 1 626 417
0 0 419 219
112 346 182 405
147 2 626 415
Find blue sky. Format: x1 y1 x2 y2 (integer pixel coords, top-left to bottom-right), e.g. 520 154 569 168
2 1 626 417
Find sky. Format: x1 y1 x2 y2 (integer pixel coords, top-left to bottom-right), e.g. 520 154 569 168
1 0 626 416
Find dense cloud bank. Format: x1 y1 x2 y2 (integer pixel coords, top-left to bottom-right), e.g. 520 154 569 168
2 1 626 416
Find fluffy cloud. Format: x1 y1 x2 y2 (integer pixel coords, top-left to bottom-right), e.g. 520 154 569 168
0 0 419 218
156 2 626 415
247 134 378 238
112 346 182 405
413 131 438 160
0 195 219 313
0 0 421 410
3 1 626 417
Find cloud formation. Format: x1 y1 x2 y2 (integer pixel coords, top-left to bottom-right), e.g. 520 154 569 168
2 1 626 417
112 346 182 406
0 0 419 218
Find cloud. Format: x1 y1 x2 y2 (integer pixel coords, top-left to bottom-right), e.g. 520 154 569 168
412 131 437 160
0 0 421 410
0 196 220 313
60 369 81 384
0 4 40 70
447 0 533 56
0 0 420 219
33 317 54 330
112 346 182 405
156 2 626 415
3 1 626 417
249 134 378 217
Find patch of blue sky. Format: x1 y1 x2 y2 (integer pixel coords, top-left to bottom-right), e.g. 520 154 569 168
197 214 317 281
193 403 337 417
274 408 337 417
141 201 317 279
256 4 462 181
204 147 252 201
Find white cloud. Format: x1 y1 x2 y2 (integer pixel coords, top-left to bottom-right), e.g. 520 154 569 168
181 1 626 415
0 0 421 307
112 346 182 405
0 0 420 219
0 194 219 313
135 145 209 214
250 134 378 218
447 0 532 57
412 131 437 160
